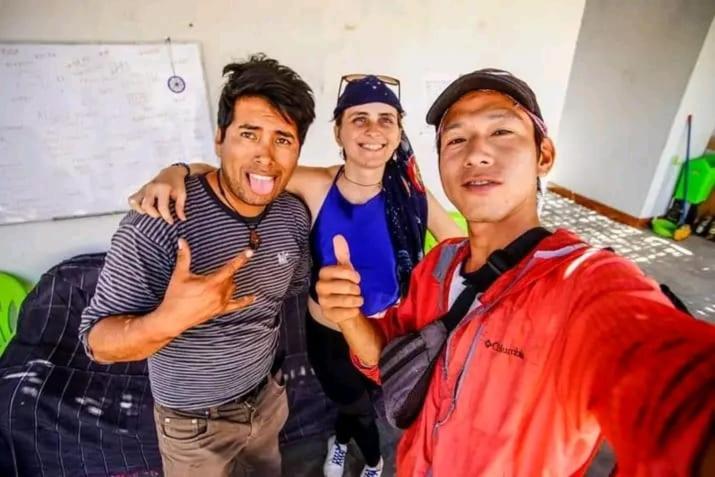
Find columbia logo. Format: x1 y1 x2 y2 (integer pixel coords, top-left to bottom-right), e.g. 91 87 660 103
484 339 525 359
277 251 290 265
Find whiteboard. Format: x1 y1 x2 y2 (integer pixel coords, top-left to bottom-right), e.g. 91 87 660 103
0 42 215 225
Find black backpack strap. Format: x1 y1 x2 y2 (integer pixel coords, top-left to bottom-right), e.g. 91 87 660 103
500 227 552 267
441 284 481 332
601 247 691 316
660 284 691 315
441 227 552 332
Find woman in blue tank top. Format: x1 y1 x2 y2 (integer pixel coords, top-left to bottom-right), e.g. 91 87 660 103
129 75 464 477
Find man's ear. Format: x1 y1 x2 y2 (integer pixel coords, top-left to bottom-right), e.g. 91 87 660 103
537 137 556 176
214 128 223 158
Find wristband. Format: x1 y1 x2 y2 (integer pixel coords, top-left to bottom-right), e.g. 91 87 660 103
170 162 191 177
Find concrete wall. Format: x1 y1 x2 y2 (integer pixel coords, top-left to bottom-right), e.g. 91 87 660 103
0 0 586 281
642 16 715 218
552 0 715 217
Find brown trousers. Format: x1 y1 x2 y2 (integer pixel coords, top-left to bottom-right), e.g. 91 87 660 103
153 374 288 477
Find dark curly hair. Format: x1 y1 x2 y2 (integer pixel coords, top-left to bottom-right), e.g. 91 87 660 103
217 54 315 146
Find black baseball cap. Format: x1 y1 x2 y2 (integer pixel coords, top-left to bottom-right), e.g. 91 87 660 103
426 68 544 129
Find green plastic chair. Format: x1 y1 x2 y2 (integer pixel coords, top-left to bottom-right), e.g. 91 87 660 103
0 272 31 357
424 211 468 254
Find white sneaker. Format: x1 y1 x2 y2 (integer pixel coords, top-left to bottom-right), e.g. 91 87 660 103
360 457 384 477
323 435 348 477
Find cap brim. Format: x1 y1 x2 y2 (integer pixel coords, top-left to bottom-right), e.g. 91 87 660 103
426 73 540 126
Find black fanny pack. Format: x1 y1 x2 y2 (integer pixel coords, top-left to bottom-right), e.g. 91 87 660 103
379 227 552 429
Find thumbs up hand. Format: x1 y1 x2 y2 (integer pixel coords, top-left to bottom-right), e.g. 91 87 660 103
333 234 353 268
157 238 256 337
315 235 364 325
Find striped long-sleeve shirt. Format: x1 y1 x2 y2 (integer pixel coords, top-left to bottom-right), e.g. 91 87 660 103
80 175 310 410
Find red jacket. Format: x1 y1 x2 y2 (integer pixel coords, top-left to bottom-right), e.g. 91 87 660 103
356 229 714 476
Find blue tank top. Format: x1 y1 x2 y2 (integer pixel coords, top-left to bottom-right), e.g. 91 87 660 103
310 170 400 317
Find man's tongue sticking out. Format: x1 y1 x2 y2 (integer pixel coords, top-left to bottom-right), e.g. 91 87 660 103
248 173 275 195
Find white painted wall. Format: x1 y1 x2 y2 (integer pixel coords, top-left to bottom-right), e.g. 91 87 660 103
0 0 586 281
551 0 715 218
641 16 715 218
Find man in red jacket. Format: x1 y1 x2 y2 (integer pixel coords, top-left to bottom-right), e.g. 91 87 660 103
316 68 714 476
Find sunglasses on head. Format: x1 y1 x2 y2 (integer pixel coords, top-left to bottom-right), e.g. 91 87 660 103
337 74 401 101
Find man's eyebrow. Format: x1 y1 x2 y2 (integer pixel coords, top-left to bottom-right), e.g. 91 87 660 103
275 130 296 140
237 123 261 130
442 108 524 132
441 121 463 133
484 108 522 120
237 123 296 140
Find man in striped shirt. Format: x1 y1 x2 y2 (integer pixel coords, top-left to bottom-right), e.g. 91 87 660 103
79 54 315 477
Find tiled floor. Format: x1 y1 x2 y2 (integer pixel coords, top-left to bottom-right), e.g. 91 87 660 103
540 191 715 323
282 420 401 477
282 191 715 477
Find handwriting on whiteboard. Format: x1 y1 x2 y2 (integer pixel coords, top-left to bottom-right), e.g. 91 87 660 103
0 43 215 225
